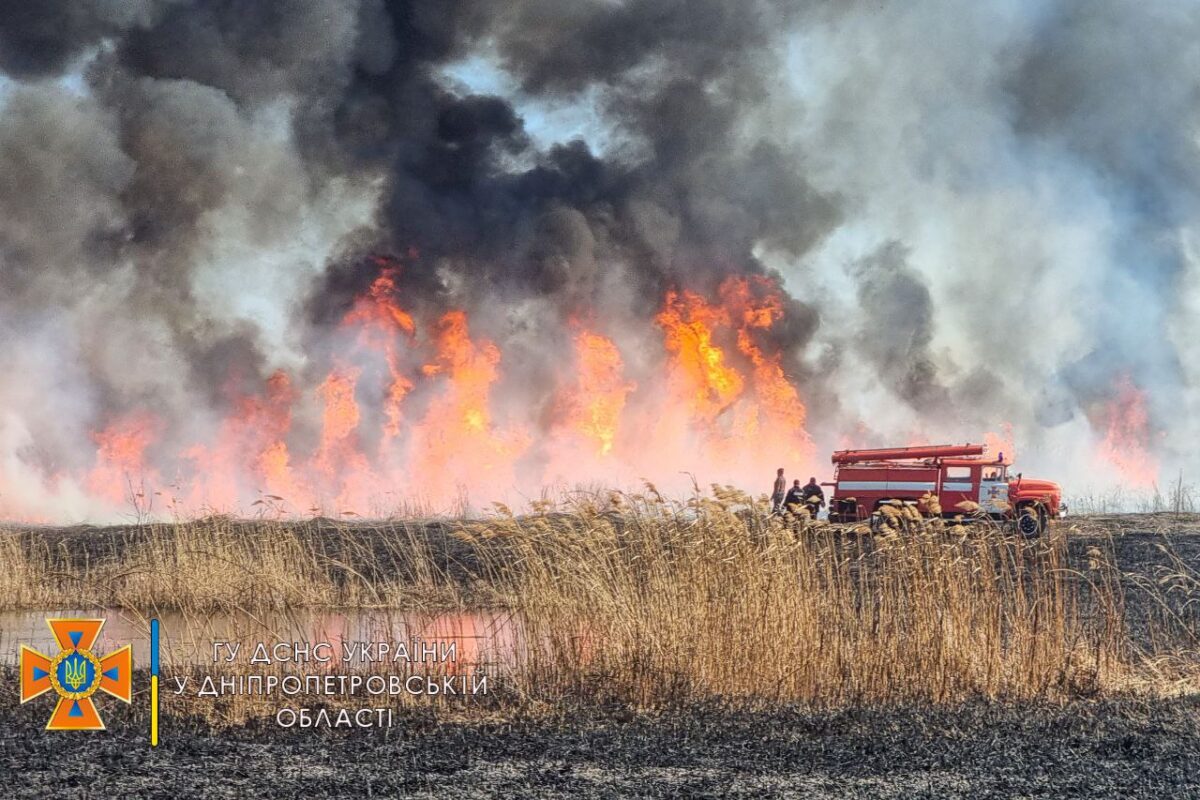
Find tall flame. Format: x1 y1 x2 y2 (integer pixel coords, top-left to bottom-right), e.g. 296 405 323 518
1096 373 1158 489
255 370 304 502
656 289 745 420
409 311 530 498
52 262 824 520
564 327 636 456
724 276 811 448
342 260 415 438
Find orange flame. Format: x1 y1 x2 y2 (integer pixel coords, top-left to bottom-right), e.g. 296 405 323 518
313 366 380 510
724 277 811 439
649 275 815 476
1096 374 1158 488
255 371 304 501
316 366 363 473
410 311 530 493
87 413 161 505
341 260 415 437
564 328 636 456
181 370 309 512
342 261 416 338
656 289 744 419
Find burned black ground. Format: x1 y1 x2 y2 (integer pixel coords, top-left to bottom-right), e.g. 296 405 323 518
2 514 1199 797
0 694 1198 799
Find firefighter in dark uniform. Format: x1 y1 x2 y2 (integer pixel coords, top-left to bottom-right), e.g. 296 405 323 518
784 479 805 510
801 477 825 515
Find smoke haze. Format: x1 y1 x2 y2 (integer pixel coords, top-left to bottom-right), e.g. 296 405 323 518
0 1 1191 519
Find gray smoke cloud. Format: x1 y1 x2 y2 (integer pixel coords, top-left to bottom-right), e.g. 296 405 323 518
0 0 1193 518
850 242 951 413
780 0 1200 489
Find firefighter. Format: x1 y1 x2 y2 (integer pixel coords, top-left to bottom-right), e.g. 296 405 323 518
784 479 805 509
771 468 786 512
801 477 825 511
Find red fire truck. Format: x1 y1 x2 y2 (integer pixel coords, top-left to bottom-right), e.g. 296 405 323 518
825 443 1065 535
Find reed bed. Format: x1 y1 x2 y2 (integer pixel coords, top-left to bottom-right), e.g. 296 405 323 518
466 489 1127 707
4 490 1199 715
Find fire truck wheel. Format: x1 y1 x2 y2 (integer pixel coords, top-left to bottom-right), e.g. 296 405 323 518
1017 508 1043 538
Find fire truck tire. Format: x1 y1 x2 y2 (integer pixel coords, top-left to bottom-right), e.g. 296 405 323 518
1017 507 1044 538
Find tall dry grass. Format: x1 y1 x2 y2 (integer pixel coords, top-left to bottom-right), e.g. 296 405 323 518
459 488 1128 707
2 489 1188 714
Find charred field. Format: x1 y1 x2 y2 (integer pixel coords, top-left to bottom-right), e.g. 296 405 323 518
0 687 1198 799
1 506 1200 797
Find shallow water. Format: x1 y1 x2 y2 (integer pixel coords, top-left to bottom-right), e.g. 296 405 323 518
0 608 520 669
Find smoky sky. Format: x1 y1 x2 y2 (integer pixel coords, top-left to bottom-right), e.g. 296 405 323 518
0 0 1197 513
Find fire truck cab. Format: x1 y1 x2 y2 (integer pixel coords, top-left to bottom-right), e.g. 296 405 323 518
825 443 1064 535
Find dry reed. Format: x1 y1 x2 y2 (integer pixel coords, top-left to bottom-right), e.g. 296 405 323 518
3 490 1195 717
476 490 1126 708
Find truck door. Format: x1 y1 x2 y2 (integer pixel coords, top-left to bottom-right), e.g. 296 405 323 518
940 465 975 512
978 465 1009 515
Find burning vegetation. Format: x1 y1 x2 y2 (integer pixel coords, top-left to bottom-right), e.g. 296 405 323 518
72 266 819 518
1095 374 1160 490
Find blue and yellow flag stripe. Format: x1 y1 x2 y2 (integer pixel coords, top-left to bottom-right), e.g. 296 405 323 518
150 618 160 747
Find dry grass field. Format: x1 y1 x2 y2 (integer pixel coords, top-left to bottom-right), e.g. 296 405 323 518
2 488 1198 713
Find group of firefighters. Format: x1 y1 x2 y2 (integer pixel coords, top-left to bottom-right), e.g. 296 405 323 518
771 468 825 515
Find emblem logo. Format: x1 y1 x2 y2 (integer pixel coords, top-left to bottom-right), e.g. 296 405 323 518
20 618 132 730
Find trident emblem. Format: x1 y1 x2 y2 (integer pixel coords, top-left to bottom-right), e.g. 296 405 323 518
20 618 132 730
63 654 88 690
